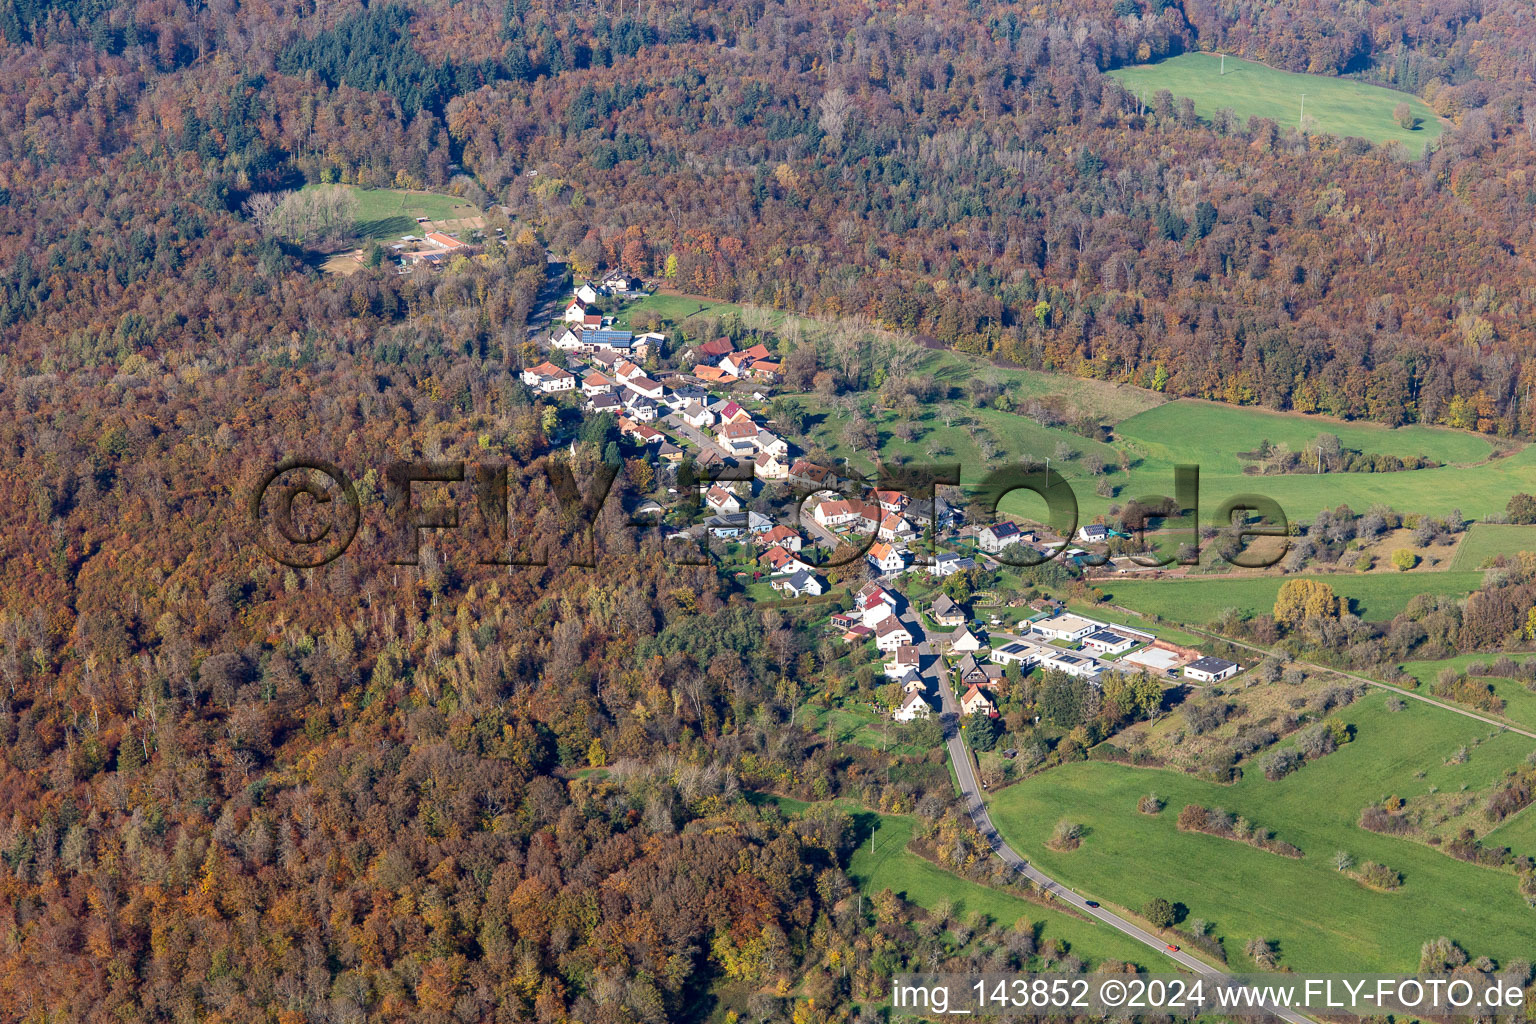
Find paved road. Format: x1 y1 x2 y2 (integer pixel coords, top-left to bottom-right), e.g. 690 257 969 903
924 611 1315 1024
661 413 735 461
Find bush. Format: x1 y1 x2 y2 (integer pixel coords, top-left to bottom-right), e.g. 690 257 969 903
1391 548 1419 571
1138 793 1165 814
1051 820 1083 850
1356 861 1403 890
1260 748 1301 780
1507 493 1536 525
1177 804 1208 831
1359 805 1413 835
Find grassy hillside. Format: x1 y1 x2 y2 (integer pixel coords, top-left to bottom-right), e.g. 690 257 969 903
628 294 1533 524
1398 654 1536 732
1108 53 1442 152
1450 524 1536 570
1098 570 1485 626
847 812 1166 968
302 184 480 240
1108 400 1524 523
988 693 1536 973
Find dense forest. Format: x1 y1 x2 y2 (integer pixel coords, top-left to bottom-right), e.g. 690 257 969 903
2 1 1536 428
0 0 1535 1019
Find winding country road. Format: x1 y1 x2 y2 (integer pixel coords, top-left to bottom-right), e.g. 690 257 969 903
926 626 1316 1024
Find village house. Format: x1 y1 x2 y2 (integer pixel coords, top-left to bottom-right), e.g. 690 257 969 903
1078 523 1110 543
991 641 1043 668
754 430 789 458
716 419 760 455
1032 613 1104 643
624 376 664 402
719 352 753 378
617 416 662 442
601 270 642 294
1184 656 1240 683
855 582 899 626
960 685 995 717
866 542 908 575
788 460 842 490
878 513 914 542
756 525 802 552
563 298 590 324
586 393 621 414
978 521 1023 554
841 623 874 644
692 365 738 385
663 384 707 409
679 401 716 430
771 570 824 598
715 401 752 424
692 337 736 365
814 498 879 531
875 489 911 514
754 451 789 480
623 396 658 422
929 552 976 578
656 441 685 464
1041 650 1102 680
760 545 812 576
948 626 983 653
893 690 932 722
553 327 584 350
521 361 576 393
1082 629 1137 655
885 644 921 678
875 616 914 652
954 653 1003 687
930 593 966 627
575 281 601 305
582 371 616 396
583 329 639 356
614 360 646 383
705 484 742 514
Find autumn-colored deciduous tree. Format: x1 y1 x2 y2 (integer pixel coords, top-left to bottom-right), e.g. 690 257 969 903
1273 578 1341 629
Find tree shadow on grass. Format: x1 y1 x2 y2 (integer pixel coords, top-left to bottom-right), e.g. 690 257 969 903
356 214 416 240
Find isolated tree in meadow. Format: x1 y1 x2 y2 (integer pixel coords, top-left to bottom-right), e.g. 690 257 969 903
1273 578 1339 630
1507 492 1536 524
1391 548 1418 571
1394 102 1414 130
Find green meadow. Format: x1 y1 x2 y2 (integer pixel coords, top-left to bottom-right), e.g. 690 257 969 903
1098 570 1485 626
627 295 1536 526
1398 653 1536 732
1450 524 1536 570
847 812 1167 969
1108 400 1524 523
1485 802 1536 854
789 387 1531 526
304 184 480 241
987 693 1536 973
1108 53 1442 153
